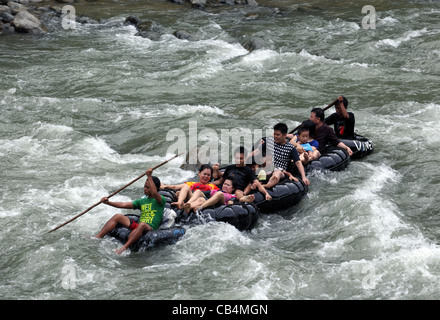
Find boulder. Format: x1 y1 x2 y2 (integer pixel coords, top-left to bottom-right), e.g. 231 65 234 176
135 20 162 40
125 15 141 27
1 11 14 23
0 4 11 14
173 29 193 40
7 1 26 14
12 10 47 33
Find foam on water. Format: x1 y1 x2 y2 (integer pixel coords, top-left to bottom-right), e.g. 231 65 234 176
376 28 429 48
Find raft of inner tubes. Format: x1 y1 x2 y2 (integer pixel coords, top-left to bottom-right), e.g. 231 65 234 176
109 134 374 252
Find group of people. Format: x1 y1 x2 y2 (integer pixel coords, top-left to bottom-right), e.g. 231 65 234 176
94 96 356 254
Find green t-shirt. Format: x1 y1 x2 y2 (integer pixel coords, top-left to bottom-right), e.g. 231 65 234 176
132 195 166 230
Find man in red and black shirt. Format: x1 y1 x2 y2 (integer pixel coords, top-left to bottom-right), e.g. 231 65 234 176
324 95 355 139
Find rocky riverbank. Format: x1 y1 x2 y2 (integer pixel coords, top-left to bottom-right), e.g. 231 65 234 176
0 0 270 35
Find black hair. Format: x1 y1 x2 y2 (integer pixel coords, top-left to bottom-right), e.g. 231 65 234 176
273 122 288 135
297 126 310 136
311 108 325 122
234 146 248 157
198 164 213 175
223 177 236 191
300 119 317 138
148 176 161 190
339 96 348 108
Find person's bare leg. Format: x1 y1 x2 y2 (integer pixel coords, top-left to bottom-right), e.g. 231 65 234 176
95 214 130 239
198 192 225 210
114 222 152 254
172 184 191 209
263 170 283 189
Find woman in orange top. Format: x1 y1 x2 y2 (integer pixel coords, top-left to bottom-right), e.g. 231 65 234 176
161 164 219 210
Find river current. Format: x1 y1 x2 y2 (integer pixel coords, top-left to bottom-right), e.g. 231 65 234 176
1 0 440 300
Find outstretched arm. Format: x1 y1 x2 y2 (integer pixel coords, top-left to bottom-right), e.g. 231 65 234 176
101 197 134 209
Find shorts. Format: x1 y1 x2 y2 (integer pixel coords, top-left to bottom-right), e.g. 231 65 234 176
128 219 138 230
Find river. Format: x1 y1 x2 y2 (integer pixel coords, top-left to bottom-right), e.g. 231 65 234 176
1 0 440 300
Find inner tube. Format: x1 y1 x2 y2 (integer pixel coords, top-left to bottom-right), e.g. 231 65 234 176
109 209 186 252
158 189 259 231
177 202 259 231
305 146 351 172
340 134 374 159
252 179 308 213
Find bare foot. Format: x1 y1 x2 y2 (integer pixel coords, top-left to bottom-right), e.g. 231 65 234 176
171 201 183 210
183 202 192 214
114 247 126 255
240 194 255 203
303 152 309 162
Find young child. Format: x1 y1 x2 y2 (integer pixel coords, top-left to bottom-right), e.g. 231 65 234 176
183 178 255 213
294 126 315 165
94 168 166 254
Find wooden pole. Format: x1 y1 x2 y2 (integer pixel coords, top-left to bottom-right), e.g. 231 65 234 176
48 153 183 233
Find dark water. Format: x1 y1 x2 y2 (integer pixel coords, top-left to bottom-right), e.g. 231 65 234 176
1 0 440 299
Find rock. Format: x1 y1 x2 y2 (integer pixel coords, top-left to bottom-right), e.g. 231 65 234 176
136 20 153 32
246 0 258 6
12 10 47 33
169 0 187 4
173 29 193 40
0 4 11 14
244 12 259 20
135 20 163 40
1 21 15 32
7 1 26 14
191 0 206 8
241 36 265 52
55 0 75 3
125 15 141 27
1 11 14 23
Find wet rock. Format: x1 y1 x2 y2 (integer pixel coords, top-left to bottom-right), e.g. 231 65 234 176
135 20 163 41
244 11 259 20
12 10 47 33
173 29 193 40
241 36 265 52
124 15 141 27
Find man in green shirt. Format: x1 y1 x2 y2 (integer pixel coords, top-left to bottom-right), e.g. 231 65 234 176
94 168 166 254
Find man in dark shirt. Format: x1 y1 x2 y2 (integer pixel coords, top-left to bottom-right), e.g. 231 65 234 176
214 146 272 202
310 108 353 156
325 96 355 139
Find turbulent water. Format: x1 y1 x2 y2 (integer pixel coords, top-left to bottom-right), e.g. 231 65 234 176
1 0 440 300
